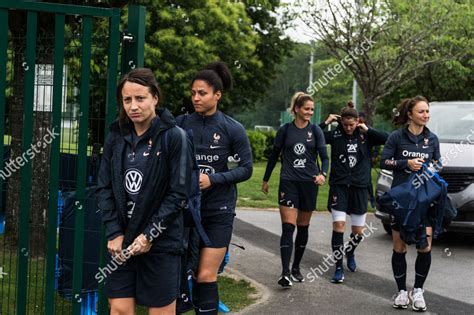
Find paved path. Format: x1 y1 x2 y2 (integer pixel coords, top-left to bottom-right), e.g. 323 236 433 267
224 209 474 314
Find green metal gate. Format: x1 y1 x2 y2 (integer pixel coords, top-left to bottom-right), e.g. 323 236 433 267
0 1 145 314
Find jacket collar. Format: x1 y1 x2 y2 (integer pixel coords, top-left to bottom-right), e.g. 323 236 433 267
194 110 221 123
402 125 431 143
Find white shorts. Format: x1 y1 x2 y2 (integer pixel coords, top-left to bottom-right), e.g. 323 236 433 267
331 209 367 227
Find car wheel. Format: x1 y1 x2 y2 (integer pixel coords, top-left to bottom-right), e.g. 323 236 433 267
383 223 392 235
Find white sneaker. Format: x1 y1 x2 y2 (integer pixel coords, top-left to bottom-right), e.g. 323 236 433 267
410 288 427 312
393 290 409 309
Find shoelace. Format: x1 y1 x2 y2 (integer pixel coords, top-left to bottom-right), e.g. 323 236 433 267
412 290 424 302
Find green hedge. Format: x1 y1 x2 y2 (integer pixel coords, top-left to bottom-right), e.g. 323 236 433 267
246 130 277 162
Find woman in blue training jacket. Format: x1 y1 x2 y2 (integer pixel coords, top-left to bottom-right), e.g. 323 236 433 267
177 61 253 315
97 68 194 315
261 92 329 287
380 95 440 312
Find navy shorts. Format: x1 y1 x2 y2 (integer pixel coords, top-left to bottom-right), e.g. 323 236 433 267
390 213 433 232
278 179 318 211
104 252 181 307
200 212 235 249
328 184 368 215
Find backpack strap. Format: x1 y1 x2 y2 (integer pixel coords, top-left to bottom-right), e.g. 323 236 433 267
161 121 212 247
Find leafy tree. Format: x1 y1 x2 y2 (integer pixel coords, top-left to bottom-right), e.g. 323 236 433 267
3 0 291 250
235 42 353 128
294 0 473 124
144 0 292 116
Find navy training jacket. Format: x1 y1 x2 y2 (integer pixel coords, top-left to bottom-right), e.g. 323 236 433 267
320 123 388 187
96 108 194 254
380 126 440 188
177 110 253 216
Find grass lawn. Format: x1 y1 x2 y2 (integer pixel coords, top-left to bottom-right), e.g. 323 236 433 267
237 161 379 211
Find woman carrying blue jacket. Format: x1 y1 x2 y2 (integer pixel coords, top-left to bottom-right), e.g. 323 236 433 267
97 68 194 315
380 95 440 312
177 61 253 315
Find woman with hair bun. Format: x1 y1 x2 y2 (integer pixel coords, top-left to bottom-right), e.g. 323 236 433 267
321 101 388 284
380 95 440 311
177 61 253 314
262 92 329 288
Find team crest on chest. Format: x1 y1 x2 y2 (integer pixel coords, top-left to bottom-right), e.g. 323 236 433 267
213 133 221 144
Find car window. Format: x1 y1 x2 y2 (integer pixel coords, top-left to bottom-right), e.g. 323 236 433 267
428 103 474 142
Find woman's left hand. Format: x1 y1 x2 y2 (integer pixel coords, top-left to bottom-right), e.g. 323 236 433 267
128 234 152 256
199 173 211 190
314 174 326 185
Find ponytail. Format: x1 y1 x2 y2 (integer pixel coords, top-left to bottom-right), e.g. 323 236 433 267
289 92 313 116
392 95 428 126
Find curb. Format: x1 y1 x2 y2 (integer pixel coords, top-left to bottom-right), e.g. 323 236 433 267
222 266 271 314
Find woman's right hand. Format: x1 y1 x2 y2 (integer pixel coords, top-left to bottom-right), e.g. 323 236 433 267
407 158 424 171
107 235 124 260
261 181 269 194
325 114 340 125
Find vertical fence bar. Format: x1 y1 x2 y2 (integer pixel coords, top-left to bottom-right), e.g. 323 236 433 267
71 15 92 315
97 8 120 315
0 8 8 219
16 10 38 315
44 13 65 315
121 4 145 74
0 8 9 314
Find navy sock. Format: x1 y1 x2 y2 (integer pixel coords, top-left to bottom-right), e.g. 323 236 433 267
346 233 363 257
292 225 309 270
193 282 218 315
280 223 295 274
331 231 344 268
414 251 431 289
392 251 407 291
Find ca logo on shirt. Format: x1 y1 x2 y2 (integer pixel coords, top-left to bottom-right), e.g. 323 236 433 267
124 168 143 194
347 143 358 153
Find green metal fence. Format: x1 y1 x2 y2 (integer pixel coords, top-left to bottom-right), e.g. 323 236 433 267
0 1 145 314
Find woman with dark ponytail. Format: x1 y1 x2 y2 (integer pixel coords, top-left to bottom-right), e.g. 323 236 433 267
177 61 253 314
261 92 329 287
320 101 388 284
380 96 440 311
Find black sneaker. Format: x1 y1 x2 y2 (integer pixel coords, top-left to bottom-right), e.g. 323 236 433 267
290 267 305 282
277 272 293 288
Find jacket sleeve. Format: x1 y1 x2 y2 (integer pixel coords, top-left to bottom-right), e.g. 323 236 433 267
96 132 123 241
380 131 408 170
262 126 285 182
367 127 389 146
208 124 253 185
143 127 193 241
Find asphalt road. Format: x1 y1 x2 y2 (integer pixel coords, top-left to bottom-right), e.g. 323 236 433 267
225 209 474 314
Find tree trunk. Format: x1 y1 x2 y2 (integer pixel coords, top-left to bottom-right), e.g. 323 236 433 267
5 12 54 256
362 97 377 126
